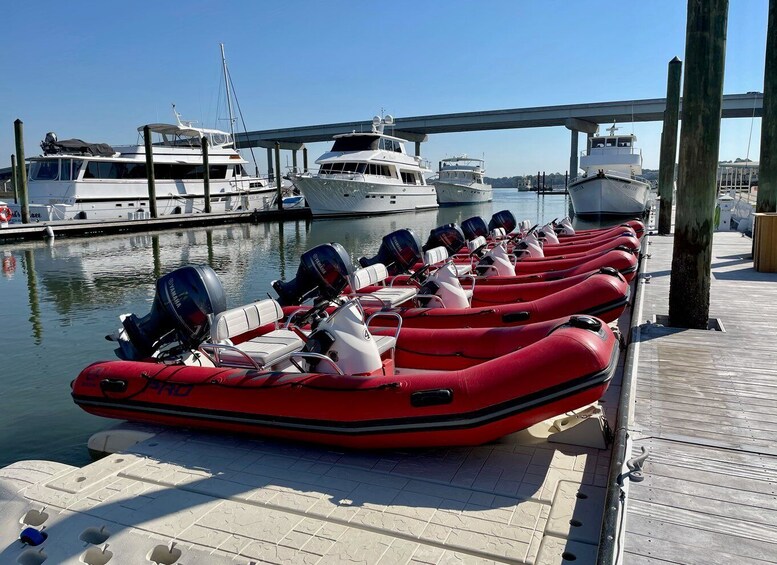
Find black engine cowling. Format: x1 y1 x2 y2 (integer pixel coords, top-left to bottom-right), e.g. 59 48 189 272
120 265 227 360
461 216 489 241
272 242 354 306
488 210 517 234
423 224 466 255
358 228 422 276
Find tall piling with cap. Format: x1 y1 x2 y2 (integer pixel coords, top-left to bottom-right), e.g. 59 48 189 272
14 120 30 223
758 0 777 213
658 57 683 234
202 136 211 213
274 142 283 211
668 0 728 329
143 125 158 218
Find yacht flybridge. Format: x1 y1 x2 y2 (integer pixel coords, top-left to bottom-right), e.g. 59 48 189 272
567 124 652 217
433 156 492 205
9 110 275 223
292 115 438 217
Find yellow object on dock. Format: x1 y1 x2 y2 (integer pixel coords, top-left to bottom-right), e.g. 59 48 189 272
753 212 777 272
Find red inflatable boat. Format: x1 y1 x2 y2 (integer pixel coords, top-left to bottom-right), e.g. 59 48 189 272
72 314 618 449
295 268 630 329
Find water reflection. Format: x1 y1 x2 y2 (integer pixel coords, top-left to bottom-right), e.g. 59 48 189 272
24 249 43 344
0 190 580 468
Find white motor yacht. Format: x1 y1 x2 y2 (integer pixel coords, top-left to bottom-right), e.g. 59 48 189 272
433 156 492 205
568 124 651 217
292 115 438 217
8 112 276 223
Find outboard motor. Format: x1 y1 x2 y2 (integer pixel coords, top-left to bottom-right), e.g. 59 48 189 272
423 224 466 255
461 216 489 241
358 228 422 276
116 265 227 360
488 210 517 235
40 132 58 154
272 242 354 306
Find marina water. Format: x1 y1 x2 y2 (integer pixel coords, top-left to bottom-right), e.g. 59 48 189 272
0 190 586 468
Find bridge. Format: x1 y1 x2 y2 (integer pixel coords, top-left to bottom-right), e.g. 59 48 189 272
2 93 763 182
235 92 763 178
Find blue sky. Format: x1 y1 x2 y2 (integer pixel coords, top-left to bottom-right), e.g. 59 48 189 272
0 0 768 177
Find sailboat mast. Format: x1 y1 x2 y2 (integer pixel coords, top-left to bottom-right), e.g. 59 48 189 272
220 43 236 147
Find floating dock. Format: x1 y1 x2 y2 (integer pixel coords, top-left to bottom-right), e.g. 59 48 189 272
0 304 632 564
4 217 774 564
0 207 310 243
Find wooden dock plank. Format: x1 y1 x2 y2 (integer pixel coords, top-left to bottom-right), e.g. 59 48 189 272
623 230 777 563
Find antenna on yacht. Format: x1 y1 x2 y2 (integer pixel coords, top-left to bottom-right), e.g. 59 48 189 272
607 122 619 137
173 104 183 126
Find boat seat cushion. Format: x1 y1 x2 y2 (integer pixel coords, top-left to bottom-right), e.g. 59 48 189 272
224 329 304 368
424 246 449 265
240 329 305 366
363 287 416 307
351 263 389 291
373 335 396 355
212 299 283 344
455 264 472 276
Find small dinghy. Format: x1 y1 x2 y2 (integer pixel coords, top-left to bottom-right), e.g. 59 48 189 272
72 264 618 449
277 241 631 328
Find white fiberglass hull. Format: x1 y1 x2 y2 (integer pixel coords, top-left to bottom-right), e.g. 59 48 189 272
433 181 493 205
568 174 651 217
6 180 277 223
293 177 438 217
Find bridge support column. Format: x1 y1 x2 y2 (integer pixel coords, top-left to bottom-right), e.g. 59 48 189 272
303 147 309 173
415 141 421 157
568 130 579 184
292 150 298 175
266 148 274 182
275 142 283 211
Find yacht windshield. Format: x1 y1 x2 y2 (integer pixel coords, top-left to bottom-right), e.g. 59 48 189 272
30 159 60 180
331 136 380 152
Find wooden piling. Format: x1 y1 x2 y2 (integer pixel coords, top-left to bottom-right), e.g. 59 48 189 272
10 155 18 204
758 0 777 213
275 142 283 211
303 147 309 173
658 57 683 235
202 136 211 213
668 0 728 329
13 120 30 223
292 150 298 175
143 125 158 218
